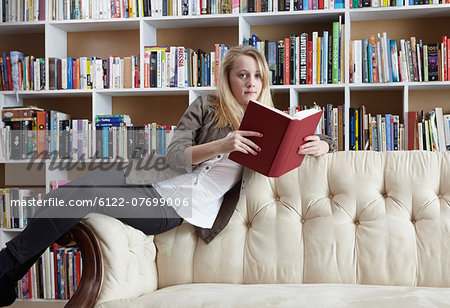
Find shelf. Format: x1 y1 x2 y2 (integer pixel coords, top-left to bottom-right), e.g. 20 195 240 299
0 228 24 232
242 9 345 25
407 81 450 90
349 83 406 91
48 19 140 32
0 160 37 164
96 88 192 96
143 14 239 29
0 21 45 35
291 84 346 92
349 4 450 21
1 90 92 98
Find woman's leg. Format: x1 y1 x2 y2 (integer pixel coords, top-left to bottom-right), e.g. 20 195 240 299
0 167 182 305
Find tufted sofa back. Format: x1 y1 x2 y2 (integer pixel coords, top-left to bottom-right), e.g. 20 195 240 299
153 151 450 289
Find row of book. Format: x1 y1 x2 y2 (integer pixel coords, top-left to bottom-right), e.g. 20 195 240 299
0 188 44 229
0 105 176 160
407 109 450 151
0 181 70 230
16 243 82 299
348 106 450 151
0 52 46 91
0 0 45 23
48 55 140 90
350 0 450 8
245 18 345 85
143 44 229 88
350 34 450 84
46 0 345 21
1 180 83 300
286 104 345 151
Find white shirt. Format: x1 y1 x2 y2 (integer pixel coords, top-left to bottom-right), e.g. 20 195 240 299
153 153 243 228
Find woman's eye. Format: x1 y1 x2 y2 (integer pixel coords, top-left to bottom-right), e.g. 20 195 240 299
239 74 247 78
255 74 261 78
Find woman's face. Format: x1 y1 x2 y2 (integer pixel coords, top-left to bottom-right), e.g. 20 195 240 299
228 55 263 108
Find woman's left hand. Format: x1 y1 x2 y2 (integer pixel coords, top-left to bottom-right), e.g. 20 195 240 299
297 135 329 156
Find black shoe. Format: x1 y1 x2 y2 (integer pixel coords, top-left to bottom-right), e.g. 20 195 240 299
0 274 17 307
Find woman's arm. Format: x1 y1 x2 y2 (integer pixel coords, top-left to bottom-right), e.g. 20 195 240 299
186 131 263 165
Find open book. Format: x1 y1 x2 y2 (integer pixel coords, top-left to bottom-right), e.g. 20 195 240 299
229 100 323 177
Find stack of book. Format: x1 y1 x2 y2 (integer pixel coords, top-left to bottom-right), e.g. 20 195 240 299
45 0 346 21
0 187 44 229
407 108 450 152
286 104 345 151
246 18 345 85
0 0 46 22
348 106 450 152
48 55 140 90
17 244 82 300
143 44 229 88
291 0 345 10
350 0 450 8
0 106 177 160
0 51 46 91
350 34 450 83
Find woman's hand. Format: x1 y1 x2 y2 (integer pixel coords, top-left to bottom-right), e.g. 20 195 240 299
297 135 329 156
219 131 263 155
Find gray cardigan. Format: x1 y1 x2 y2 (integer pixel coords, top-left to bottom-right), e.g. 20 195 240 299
125 95 336 243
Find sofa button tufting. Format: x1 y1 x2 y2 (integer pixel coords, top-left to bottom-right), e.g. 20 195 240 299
275 197 280 201
411 219 416 224
383 194 388 198
301 218 306 224
438 194 443 199
355 220 360 225
247 223 252 228
329 194 333 199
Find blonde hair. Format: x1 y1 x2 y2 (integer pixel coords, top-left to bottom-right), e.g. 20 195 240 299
211 45 273 130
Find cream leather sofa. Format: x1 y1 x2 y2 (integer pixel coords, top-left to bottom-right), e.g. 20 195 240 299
67 151 450 307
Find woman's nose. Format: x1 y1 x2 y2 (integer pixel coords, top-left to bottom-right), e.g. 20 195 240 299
247 76 256 87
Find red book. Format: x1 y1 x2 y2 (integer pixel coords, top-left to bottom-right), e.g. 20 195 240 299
39 0 45 20
307 40 312 84
75 250 82 289
5 54 12 91
447 38 450 82
284 38 290 85
36 110 48 158
319 0 324 9
215 44 220 86
229 100 323 177
74 59 80 89
407 111 418 150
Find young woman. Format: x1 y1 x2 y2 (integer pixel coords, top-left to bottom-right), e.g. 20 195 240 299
0 45 335 306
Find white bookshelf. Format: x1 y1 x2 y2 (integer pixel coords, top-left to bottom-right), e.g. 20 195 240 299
1 2 450 302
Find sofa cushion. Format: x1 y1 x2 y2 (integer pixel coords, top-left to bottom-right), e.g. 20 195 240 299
96 283 450 308
154 152 450 288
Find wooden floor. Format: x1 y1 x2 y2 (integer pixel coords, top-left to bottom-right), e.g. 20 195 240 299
10 300 66 308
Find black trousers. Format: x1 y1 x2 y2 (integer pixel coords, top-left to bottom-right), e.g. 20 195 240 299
6 168 183 271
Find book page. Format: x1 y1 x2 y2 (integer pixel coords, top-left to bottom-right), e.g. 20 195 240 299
250 100 291 119
293 108 321 120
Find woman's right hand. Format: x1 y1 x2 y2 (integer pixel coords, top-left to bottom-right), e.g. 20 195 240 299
219 131 263 155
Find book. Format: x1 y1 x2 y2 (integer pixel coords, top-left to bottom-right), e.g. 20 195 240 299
229 100 323 177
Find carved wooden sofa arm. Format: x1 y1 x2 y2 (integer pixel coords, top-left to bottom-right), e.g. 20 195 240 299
56 223 102 308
